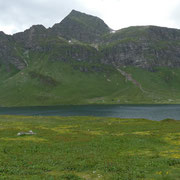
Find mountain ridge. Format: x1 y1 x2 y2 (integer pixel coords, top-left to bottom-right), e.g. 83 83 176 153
1 10 180 106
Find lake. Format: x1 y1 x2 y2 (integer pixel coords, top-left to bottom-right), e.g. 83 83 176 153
0 104 180 121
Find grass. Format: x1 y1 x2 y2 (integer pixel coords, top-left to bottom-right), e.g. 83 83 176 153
0 115 179 179
0 59 137 106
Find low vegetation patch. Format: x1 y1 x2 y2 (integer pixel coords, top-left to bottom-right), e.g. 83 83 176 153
0 115 179 179
28 71 58 87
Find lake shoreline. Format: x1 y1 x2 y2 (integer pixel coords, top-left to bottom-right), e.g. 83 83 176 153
0 104 180 120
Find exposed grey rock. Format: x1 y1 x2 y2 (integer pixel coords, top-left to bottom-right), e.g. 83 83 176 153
0 32 26 71
17 130 36 136
100 26 180 69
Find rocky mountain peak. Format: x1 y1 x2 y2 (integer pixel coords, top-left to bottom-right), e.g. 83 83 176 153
0 31 11 41
28 25 47 33
50 9 110 43
13 24 47 48
0 31 6 37
68 9 83 16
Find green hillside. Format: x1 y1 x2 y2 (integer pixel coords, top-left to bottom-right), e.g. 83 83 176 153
1 54 180 106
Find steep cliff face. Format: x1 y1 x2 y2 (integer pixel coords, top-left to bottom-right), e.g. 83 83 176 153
13 25 47 50
0 32 26 71
41 39 101 63
100 26 180 69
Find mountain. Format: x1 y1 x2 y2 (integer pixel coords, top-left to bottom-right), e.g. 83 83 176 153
0 10 180 106
101 26 180 70
50 10 111 43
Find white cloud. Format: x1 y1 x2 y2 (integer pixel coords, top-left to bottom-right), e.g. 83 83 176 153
0 0 82 34
78 0 180 30
0 0 180 34
170 2 180 27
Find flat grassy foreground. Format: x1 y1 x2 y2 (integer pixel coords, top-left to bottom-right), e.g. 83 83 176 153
0 116 180 180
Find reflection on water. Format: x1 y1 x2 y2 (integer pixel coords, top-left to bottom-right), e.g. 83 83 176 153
0 104 180 121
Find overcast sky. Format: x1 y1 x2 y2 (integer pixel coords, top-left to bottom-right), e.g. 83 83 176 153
0 0 180 35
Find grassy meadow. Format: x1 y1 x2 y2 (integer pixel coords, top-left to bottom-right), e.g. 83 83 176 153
0 115 179 179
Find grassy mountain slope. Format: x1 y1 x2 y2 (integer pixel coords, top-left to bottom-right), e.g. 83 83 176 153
1 55 180 106
0 58 130 106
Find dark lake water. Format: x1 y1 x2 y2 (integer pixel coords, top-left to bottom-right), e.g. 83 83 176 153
0 104 180 121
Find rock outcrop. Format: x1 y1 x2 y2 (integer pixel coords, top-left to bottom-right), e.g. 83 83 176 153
100 26 180 70
0 31 26 71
